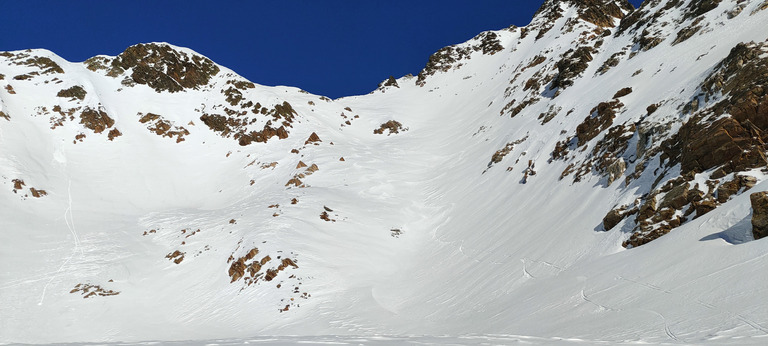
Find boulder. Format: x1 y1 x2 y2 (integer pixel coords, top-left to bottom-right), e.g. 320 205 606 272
660 183 690 210
602 208 624 231
693 198 718 218
606 158 626 185
751 191 768 240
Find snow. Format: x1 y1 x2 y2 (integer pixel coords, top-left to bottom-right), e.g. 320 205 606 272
2 1 768 345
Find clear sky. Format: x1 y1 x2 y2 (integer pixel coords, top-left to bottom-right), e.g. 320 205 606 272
1 0 643 99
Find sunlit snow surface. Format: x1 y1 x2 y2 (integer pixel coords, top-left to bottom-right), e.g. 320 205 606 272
3 0 768 345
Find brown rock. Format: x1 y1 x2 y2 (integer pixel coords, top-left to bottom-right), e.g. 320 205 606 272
305 132 321 145
80 107 114 134
29 188 47 198
679 117 768 176
717 179 741 203
576 101 621 146
306 164 319 174
606 159 626 185
660 183 690 210
107 128 122 141
694 198 718 218
12 179 25 191
637 196 657 220
613 87 633 99
112 43 220 93
602 209 624 231
285 178 303 187
750 191 768 239
276 126 289 139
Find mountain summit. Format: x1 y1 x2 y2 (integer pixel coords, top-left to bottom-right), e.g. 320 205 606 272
533 0 634 27
3 0 768 344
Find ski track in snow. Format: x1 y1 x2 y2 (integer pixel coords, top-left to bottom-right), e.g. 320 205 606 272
619 275 768 336
639 308 679 342
38 180 81 305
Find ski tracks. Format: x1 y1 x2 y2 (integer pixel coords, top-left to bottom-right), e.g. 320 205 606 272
38 180 81 305
619 275 768 338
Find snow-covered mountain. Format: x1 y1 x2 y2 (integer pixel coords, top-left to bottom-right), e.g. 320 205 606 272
3 0 768 344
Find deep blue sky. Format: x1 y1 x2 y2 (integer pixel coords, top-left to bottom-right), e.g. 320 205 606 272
1 1 643 98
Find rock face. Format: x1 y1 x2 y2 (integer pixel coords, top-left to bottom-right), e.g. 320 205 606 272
750 191 768 240
110 43 220 93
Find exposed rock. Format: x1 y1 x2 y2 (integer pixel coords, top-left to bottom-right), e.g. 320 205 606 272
671 17 704 46
70 283 119 298
29 188 47 198
693 197 718 218
305 132 321 145
110 43 220 92
637 195 657 220
11 179 24 192
678 117 768 176
8 54 64 75
613 87 633 99
165 250 185 264
200 101 295 146
138 112 189 143
596 51 626 75
379 76 399 89
552 46 596 90
606 158 626 185
107 128 122 141
576 101 621 145
751 191 768 239
285 178 304 188
717 175 757 202
488 136 528 168
752 1 768 15
603 208 625 231
574 0 633 27
683 0 723 21
660 183 690 210
79 107 114 134
373 120 406 135
228 247 260 283
56 85 87 100
415 31 504 86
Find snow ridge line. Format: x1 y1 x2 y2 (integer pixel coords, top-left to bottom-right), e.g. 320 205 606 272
38 180 81 305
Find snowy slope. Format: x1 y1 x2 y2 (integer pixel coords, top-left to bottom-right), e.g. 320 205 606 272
3 0 768 344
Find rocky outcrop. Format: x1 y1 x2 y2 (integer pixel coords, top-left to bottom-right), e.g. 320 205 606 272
165 250 185 264
56 85 86 100
305 132 321 144
70 283 119 298
138 112 189 143
199 101 296 146
374 120 406 135
552 46 596 90
576 101 621 145
573 0 634 27
109 43 220 93
79 107 115 134
416 31 505 86
750 191 768 240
